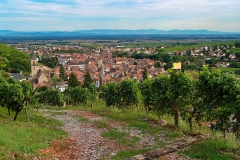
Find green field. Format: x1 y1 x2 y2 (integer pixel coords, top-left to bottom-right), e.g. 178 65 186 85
214 67 240 72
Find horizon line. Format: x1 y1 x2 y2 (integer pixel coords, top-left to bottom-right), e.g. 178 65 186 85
0 29 239 33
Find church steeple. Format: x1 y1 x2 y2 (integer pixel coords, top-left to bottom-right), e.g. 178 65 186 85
31 52 38 77
99 60 105 86
31 52 37 66
100 61 105 78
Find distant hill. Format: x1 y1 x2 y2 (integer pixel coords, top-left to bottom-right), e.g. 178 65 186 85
0 29 239 37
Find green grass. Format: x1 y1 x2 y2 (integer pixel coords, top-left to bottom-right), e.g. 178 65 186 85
101 129 140 147
184 139 239 160
72 114 89 122
101 129 128 139
93 120 110 129
214 67 240 72
0 107 67 159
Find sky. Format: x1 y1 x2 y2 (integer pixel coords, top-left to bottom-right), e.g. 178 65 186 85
1 0 240 32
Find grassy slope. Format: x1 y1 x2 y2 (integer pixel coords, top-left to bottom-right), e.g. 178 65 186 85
0 107 67 159
183 139 239 160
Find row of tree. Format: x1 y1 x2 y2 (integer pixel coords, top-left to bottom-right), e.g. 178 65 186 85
100 68 239 138
0 72 96 120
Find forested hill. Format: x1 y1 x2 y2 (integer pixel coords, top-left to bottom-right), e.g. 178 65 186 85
0 43 30 73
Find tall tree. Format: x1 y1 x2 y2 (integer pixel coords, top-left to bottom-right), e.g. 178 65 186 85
59 65 66 80
142 67 148 81
68 72 78 88
168 70 193 127
82 71 93 89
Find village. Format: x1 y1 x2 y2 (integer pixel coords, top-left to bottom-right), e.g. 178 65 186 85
21 42 238 91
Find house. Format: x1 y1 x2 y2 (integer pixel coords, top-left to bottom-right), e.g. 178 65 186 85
229 54 236 59
217 52 226 58
215 62 230 68
56 81 68 92
10 71 26 81
30 52 51 89
115 57 128 65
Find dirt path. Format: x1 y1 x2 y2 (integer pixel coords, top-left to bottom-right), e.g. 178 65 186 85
37 109 199 160
38 110 132 160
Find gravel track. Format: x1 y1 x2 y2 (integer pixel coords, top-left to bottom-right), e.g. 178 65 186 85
39 110 130 160
38 109 192 160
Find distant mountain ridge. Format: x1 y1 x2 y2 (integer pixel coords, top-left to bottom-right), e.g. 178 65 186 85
0 29 239 37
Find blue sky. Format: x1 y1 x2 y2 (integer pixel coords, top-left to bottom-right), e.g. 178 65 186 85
1 0 240 32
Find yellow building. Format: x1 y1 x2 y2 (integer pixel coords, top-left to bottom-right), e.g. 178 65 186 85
173 62 181 70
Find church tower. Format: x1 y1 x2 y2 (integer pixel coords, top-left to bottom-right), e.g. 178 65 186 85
99 61 105 86
31 52 38 77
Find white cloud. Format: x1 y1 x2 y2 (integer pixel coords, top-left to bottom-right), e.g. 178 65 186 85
0 0 240 31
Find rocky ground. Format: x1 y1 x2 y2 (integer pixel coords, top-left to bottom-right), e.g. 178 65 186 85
37 109 196 160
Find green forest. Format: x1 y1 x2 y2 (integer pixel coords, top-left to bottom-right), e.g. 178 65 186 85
0 44 30 73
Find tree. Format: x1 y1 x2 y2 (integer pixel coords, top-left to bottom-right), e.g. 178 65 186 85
0 81 10 116
234 42 240 48
69 86 89 106
36 89 63 106
139 78 154 115
154 62 161 68
151 74 171 119
20 81 33 122
100 81 119 108
1 70 10 78
118 79 139 109
88 83 97 108
38 55 58 68
68 72 78 88
197 67 240 138
9 84 25 121
0 56 8 70
47 89 64 106
59 65 66 80
168 70 193 127
186 49 191 56
82 71 93 89
142 68 148 81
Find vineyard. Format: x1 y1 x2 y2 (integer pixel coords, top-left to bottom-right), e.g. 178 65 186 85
0 67 240 159
1 67 240 137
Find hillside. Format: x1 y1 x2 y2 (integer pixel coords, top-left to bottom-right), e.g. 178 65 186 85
0 43 30 73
